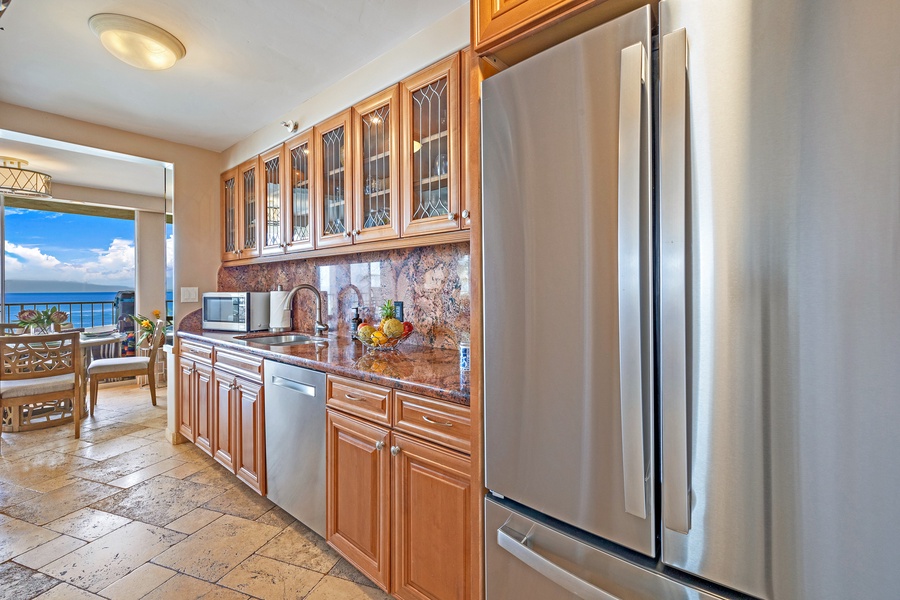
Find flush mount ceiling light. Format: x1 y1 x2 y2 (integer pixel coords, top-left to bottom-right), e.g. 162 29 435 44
0 157 52 199
89 13 185 71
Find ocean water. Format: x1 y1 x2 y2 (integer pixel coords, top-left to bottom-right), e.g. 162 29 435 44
3 292 172 329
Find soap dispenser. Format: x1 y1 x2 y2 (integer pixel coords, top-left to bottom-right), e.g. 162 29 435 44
350 306 362 341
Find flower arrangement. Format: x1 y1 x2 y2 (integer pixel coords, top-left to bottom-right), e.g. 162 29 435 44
17 307 69 334
130 309 161 346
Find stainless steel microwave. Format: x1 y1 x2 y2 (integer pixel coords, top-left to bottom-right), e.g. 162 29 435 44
202 292 270 332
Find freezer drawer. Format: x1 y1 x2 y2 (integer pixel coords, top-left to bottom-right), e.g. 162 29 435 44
485 497 726 600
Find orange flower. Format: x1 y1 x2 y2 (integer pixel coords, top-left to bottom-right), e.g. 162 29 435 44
152 309 161 319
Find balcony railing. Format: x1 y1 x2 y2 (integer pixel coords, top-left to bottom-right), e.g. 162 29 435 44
4 301 118 329
4 298 175 330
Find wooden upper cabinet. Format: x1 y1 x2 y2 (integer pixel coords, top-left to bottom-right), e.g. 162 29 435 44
473 0 591 54
285 130 316 253
259 146 286 257
352 85 401 244
401 53 462 237
237 158 261 259
315 110 354 249
220 168 240 261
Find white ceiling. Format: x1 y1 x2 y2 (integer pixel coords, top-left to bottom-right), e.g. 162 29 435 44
0 0 467 152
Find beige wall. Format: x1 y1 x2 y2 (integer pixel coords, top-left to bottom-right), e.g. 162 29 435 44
220 5 469 169
0 101 220 324
134 211 167 322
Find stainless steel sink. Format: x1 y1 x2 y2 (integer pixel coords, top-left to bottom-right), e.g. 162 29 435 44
243 334 317 346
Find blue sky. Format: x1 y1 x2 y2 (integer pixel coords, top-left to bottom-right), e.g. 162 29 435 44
4 207 172 288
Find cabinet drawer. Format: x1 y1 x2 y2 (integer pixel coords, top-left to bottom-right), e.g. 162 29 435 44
393 391 471 454
180 340 213 364
327 375 392 426
214 347 264 382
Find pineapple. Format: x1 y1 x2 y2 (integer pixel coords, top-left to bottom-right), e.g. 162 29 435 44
378 300 395 329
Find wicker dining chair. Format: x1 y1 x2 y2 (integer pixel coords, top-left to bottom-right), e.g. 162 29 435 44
0 331 83 454
87 320 165 415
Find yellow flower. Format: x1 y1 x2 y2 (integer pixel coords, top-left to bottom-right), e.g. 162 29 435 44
141 320 151 329
152 309 161 319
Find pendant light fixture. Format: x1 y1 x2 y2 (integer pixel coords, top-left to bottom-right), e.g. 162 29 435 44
0 157 52 199
89 13 185 71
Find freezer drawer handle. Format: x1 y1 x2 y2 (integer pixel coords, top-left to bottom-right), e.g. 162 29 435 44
497 526 622 600
270 376 316 397
660 27 692 535
616 40 649 521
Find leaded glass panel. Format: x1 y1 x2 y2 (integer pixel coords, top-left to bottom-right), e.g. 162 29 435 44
224 176 236 253
290 143 311 243
322 126 346 236
411 76 450 220
242 167 256 249
361 104 391 229
264 156 281 247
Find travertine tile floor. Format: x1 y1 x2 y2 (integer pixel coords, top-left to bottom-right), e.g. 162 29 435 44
0 382 391 600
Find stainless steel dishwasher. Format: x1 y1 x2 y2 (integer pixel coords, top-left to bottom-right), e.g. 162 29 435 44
264 360 326 538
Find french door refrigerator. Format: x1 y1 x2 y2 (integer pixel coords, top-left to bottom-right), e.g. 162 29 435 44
482 1 900 599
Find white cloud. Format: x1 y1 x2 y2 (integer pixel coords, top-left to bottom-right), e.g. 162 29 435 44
5 239 135 287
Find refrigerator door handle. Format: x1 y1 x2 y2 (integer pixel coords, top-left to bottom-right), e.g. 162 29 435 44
497 525 622 600
660 27 692 535
617 40 649 521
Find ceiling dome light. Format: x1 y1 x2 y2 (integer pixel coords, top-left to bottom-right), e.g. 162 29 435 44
89 13 185 71
0 157 52 199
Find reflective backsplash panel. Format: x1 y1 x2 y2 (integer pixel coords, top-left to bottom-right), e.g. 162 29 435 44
217 242 470 349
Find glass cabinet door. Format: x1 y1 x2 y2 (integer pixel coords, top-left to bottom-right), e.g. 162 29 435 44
238 158 260 258
221 169 240 261
401 53 461 237
285 130 315 252
353 86 400 243
315 110 353 248
260 147 284 256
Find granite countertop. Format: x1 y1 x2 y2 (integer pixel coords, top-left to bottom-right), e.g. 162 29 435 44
176 326 470 406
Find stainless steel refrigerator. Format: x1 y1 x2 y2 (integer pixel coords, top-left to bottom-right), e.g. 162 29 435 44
482 1 900 598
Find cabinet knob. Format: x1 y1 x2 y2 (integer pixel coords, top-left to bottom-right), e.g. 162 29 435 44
343 230 351 237
390 445 401 456
353 229 361 236
462 209 470 219
447 212 456 221
375 441 385 451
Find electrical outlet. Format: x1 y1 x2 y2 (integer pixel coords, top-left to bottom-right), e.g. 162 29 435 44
181 287 199 303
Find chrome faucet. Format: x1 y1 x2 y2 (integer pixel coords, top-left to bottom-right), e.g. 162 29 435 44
275 284 329 335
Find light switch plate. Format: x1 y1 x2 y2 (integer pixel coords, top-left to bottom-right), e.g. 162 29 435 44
181 287 199 303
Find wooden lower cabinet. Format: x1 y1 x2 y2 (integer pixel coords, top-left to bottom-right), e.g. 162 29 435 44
176 341 268 497
212 370 237 470
392 432 472 600
177 356 195 441
326 378 474 600
235 377 266 495
326 409 392 591
194 362 214 456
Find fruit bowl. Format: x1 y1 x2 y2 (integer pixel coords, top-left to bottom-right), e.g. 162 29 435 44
356 316 414 351
357 329 413 351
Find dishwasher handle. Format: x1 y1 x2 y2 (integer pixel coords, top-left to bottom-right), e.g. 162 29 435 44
270 375 317 397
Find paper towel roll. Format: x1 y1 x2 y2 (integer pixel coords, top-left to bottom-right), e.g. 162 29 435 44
269 290 292 331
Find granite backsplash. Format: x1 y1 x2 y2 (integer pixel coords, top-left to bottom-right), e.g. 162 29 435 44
216 242 470 350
